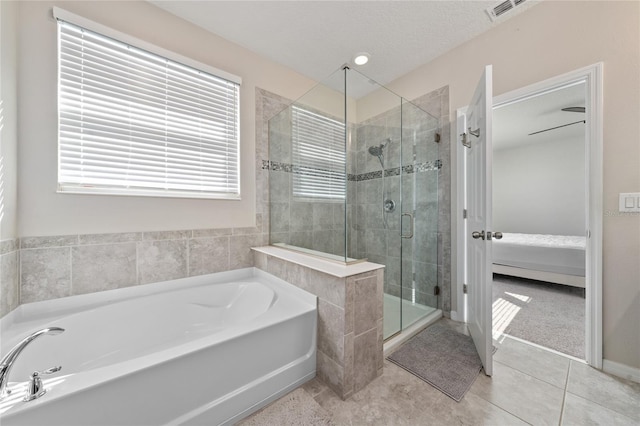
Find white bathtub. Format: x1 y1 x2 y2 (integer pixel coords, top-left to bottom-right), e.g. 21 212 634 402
0 268 317 425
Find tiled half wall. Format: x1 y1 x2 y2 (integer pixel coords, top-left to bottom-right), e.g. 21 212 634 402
253 248 384 400
1 239 19 317
1 223 266 314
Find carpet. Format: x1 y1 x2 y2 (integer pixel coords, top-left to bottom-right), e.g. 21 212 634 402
492 274 585 358
387 322 483 402
238 388 335 426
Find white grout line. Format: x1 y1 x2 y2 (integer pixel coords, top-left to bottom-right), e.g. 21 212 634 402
17 249 21 306
68 246 73 295
462 369 535 426
565 360 572 392
558 360 572 425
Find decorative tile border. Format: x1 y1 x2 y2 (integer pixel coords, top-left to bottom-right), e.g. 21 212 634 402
357 170 382 181
263 159 442 183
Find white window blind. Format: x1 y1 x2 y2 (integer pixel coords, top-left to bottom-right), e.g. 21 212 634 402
292 106 346 200
56 15 241 199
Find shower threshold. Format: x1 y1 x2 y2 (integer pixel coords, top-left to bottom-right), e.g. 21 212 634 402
382 294 442 356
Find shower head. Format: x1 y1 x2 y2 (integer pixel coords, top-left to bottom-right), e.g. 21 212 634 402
368 145 384 157
368 138 392 157
368 143 386 168
368 139 393 168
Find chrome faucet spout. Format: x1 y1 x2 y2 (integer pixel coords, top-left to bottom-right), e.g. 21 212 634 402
0 327 65 399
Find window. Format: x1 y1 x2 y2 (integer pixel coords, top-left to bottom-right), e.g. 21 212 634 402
291 106 346 200
55 9 241 199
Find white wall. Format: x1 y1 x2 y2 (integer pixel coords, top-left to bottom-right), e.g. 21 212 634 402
383 1 640 370
493 136 586 235
16 0 316 237
0 0 18 241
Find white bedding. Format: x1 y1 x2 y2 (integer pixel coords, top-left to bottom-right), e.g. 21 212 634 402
493 233 586 277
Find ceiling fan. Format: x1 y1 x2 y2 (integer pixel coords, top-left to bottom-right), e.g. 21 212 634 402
561 107 586 113
528 106 586 136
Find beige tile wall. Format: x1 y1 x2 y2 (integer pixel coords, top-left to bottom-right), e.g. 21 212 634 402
15 224 267 305
0 239 19 317
253 249 383 400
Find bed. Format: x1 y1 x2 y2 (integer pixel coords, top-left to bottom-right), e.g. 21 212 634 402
492 233 586 288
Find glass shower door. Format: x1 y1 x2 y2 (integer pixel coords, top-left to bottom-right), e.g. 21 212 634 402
375 97 439 340
399 100 440 331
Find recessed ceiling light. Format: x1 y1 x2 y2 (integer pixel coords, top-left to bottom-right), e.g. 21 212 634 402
353 53 370 66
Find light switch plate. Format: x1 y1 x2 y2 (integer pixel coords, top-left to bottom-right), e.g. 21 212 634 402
619 192 640 212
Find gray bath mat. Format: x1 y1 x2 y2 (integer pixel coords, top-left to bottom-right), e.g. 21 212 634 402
387 322 483 402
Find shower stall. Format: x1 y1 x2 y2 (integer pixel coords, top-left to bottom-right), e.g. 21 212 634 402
268 66 440 339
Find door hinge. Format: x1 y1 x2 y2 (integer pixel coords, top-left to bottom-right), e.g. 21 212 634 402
463 284 468 294
463 209 468 219
434 286 440 296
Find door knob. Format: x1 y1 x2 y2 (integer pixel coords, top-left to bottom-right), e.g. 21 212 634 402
471 230 485 240
493 232 503 240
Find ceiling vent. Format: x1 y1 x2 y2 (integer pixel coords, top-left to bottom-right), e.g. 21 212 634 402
486 0 527 21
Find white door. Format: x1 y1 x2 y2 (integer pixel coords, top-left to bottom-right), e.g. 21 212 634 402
463 65 494 376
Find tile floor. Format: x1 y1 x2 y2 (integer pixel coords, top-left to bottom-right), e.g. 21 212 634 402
242 319 640 425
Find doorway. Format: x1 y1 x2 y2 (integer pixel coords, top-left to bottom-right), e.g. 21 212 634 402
491 81 587 359
455 63 603 370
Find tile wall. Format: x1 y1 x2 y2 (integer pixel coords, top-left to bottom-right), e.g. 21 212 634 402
0 239 19 317
253 249 384 400
12 224 266 306
266 101 355 258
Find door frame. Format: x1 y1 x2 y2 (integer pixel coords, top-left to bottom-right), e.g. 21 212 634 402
454 63 603 368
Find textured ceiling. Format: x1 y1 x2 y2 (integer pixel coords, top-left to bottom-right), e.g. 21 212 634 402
150 0 540 95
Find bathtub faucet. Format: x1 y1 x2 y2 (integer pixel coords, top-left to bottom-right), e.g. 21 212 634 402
0 327 65 400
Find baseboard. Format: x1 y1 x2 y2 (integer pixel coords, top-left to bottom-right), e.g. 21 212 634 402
448 310 461 322
493 264 585 288
602 359 640 383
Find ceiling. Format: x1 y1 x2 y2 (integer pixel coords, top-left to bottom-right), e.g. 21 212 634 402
150 0 541 96
148 0 578 146
493 82 586 151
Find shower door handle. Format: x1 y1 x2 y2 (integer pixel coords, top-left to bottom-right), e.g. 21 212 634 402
401 213 414 239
